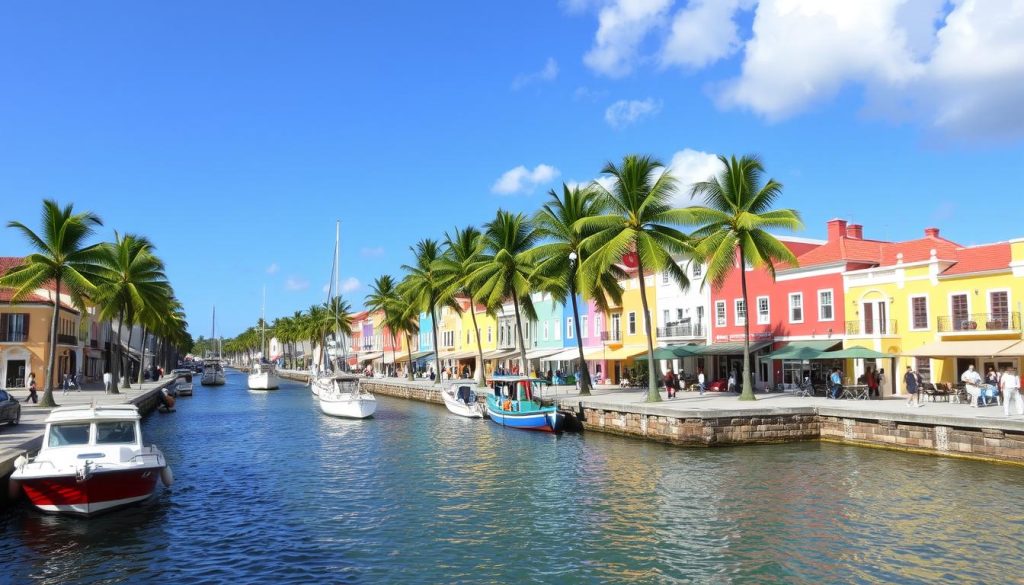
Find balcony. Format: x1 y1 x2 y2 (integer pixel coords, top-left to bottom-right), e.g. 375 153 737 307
55 333 79 346
498 338 517 350
0 331 28 343
656 323 705 339
937 312 1021 334
601 330 622 343
845 320 898 336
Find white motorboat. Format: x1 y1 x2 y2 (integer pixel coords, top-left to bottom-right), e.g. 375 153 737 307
11 404 173 516
318 376 376 419
442 382 485 418
247 362 280 390
200 359 225 386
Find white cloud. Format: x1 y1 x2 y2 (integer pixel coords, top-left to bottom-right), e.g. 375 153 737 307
322 283 331 294
491 163 561 195
265 262 279 275
604 97 662 128
583 0 672 77
340 277 361 293
284 276 309 291
512 58 559 90
660 0 753 69
665 148 721 206
360 247 384 258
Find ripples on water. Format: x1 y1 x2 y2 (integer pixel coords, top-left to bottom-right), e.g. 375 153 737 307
2 371 1023 584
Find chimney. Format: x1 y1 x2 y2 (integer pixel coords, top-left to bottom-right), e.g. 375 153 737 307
826 218 848 242
924 227 940 238
846 224 863 240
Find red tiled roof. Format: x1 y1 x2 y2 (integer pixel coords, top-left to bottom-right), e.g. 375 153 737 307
0 256 79 312
0 256 73 295
795 237 889 267
877 235 962 265
942 242 1011 276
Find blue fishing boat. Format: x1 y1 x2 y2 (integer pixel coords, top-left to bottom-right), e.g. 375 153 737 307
485 376 565 433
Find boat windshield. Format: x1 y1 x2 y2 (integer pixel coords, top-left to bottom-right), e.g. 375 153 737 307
48 423 91 447
96 421 137 444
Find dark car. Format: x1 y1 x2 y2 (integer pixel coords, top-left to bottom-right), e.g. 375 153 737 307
0 389 21 425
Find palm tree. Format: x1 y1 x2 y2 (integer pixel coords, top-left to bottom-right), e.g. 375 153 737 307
530 184 626 395
136 291 174 385
689 154 803 401
399 239 455 384
93 232 169 391
437 226 490 386
392 285 421 381
579 155 694 402
469 210 540 374
365 275 400 376
0 201 105 406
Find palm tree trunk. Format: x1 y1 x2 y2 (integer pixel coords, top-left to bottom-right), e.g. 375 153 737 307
405 332 414 381
512 295 529 376
40 275 62 408
430 303 441 385
738 247 755 401
109 311 122 394
634 253 660 402
569 272 592 395
137 326 148 385
122 324 134 389
469 304 486 386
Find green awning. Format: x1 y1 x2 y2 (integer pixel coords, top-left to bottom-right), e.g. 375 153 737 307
761 340 841 361
635 345 703 361
822 347 896 359
692 340 772 355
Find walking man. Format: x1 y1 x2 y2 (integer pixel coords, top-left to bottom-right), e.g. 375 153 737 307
663 367 677 399
830 368 842 399
905 366 921 407
103 370 112 393
24 375 38 404
1000 367 1022 417
697 368 705 396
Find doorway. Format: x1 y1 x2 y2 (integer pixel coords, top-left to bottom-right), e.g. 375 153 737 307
4 359 26 388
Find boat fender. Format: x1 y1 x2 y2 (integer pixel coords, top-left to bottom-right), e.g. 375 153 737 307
160 465 174 487
14 454 27 470
7 478 21 500
162 392 176 409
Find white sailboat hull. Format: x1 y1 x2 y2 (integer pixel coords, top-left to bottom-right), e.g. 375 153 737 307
319 393 377 419
247 370 280 390
442 384 484 418
200 371 225 386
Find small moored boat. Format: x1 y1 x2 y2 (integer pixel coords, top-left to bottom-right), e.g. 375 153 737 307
442 382 484 418
485 376 564 432
247 361 280 390
318 375 376 419
200 359 225 386
11 404 173 516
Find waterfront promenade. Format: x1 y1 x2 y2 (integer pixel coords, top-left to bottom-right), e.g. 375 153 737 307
0 378 176 481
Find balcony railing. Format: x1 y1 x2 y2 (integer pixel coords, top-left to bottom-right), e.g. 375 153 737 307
56 333 78 345
498 339 517 350
937 312 1021 333
0 331 28 342
656 323 705 338
602 330 622 342
845 320 898 336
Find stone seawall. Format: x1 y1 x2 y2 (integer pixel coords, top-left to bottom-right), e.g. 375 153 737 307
359 380 446 405
580 407 820 446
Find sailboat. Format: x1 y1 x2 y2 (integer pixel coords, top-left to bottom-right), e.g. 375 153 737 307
201 307 226 386
248 288 280 390
316 221 376 419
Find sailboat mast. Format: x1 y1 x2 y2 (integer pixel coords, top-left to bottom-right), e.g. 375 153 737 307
261 286 266 357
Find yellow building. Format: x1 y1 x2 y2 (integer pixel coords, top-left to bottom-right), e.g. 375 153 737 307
585 270 657 383
843 235 1024 395
0 284 82 390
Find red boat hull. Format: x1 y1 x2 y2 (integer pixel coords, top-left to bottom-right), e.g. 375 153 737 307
19 467 162 516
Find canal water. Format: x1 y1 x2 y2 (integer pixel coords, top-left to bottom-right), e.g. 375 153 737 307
2 371 1023 584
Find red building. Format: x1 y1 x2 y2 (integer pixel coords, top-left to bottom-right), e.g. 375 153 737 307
707 219 891 388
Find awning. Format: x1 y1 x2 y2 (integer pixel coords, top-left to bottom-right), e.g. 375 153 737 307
359 351 383 362
525 347 563 360
585 345 648 361
692 340 772 355
906 340 1016 357
397 350 435 363
825 347 896 359
483 349 518 360
761 340 841 361
999 341 1024 356
544 348 585 362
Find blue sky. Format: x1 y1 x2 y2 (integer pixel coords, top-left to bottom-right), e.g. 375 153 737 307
2 1 1022 338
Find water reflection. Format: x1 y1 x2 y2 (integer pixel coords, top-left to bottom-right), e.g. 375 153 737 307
2 376 1023 584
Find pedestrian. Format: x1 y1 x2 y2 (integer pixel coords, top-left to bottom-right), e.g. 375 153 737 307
663 367 677 399
728 371 737 393
24 376 38 404
904 366 921 407
830 368 843 399
1000 367 1022 417
867 367 879 399
877 368 886 397
697 368 706 396
961 364 983 407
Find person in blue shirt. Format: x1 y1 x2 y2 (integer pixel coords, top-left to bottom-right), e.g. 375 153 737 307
829 369 842 399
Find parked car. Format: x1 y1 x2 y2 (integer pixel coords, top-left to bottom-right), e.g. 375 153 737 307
0 389 21 425
708 378 729 392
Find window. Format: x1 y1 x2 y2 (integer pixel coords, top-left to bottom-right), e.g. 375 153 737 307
915 357 931 383
662 271 669 284
789 293 803 323
553 319 561 341
628 312 636 335
676 308 684 322
610 314 620 340
692 263 702 279
466 331 470 345
595 314 602 337
543 321 549 340
567 317 575 339
488 327 492 343
734 299 746 326
663 309 670 325
818 290 834 321
96 421 136 444
757 296 770 325
910 296 928 330
0 313 30 342
581 315 588 338
715 301 727 327
49 423 91 447
990 291 1009 324
950 293 966 329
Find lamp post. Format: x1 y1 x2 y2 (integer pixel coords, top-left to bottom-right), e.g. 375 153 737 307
568 251 592 395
